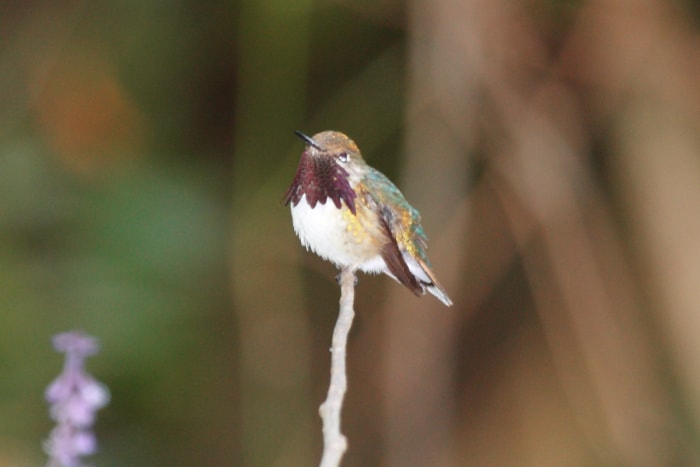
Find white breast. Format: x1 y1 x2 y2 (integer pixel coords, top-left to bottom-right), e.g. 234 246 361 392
290 194 384 272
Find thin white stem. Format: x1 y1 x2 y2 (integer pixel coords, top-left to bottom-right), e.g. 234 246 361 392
319 267 356 467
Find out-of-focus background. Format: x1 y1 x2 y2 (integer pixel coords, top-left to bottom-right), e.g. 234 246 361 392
2 0 700 465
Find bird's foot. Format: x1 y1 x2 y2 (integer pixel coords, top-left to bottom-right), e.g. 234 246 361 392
335 269 358 286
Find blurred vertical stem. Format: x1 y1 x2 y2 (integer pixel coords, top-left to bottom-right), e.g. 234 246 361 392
383 0 471 465
231 0 314 465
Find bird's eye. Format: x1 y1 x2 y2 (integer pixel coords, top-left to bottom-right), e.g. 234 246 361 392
338 152 348 163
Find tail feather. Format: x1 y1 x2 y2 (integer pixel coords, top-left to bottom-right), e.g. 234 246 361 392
426 283 453 306
408 255 453 306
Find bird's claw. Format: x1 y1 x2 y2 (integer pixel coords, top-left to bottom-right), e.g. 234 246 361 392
335 270 359 286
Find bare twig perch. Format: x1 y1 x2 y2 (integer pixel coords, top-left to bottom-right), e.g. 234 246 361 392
319 267 356 467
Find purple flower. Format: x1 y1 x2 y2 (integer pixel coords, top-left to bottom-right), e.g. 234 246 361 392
44 331 109 467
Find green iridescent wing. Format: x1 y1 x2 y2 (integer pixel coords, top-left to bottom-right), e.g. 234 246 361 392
363 167 428 253
361 167 431 295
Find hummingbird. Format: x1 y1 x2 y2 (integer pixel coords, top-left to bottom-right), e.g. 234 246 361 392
284 130 452 306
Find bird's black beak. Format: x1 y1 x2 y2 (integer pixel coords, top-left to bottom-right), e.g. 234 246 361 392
294 130 323 150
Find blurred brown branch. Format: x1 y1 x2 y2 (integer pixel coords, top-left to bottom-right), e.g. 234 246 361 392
381 0 700 465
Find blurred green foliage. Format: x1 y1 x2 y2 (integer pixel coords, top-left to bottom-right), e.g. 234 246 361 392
0 1 405 465
1 2 236 465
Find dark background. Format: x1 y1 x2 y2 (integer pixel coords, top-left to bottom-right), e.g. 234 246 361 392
1 0 700 465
